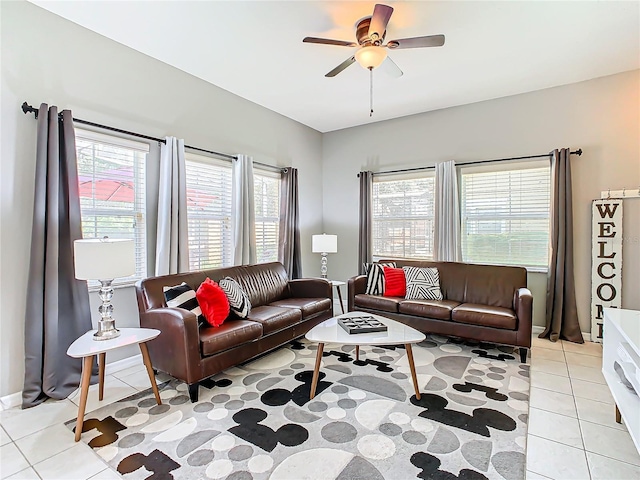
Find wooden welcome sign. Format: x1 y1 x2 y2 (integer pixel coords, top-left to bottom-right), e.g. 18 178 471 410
591 199 623 342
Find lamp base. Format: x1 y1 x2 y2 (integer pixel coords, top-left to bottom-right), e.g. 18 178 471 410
93 320 120 341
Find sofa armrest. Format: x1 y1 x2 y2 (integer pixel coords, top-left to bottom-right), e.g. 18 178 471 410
288 278 332 300
514 287 533 347
139 307 202 383
348 275 367 312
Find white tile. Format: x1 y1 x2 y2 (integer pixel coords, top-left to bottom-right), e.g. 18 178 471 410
68 376 137 414
0 427 10 446
581 421 640 466
526 435 590 480
568 364 606 384
530 358 569 377
15 423 76 465
526 471 552 480
531 347 565 363
530 371 573 395
0 443 30 479
5 467 40 480
87 469 122 480
532 336 563 351
528 408 583 449
564 352 602 368
117 369 159 392
109 362 145 380
0 400 78 441
571 378 614 404
33 443 106 480
586 452 640 480
529 387 577 418
562 340 603 357
574 396 627 431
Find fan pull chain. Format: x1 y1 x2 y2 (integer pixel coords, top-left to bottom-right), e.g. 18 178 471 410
369 67 374 117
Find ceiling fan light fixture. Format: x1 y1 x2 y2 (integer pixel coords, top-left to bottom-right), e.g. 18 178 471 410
355 46 387 69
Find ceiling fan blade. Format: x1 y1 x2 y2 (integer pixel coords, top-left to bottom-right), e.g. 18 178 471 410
368 4 394 44
325 56 356 77
381 56 403 78
386 34 445 49
303 37 357 47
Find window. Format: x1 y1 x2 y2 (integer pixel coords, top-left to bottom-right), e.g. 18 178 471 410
254 169 281 263
75 129 148 286
372 175 435 259
460 162 550 269
185 153 233 271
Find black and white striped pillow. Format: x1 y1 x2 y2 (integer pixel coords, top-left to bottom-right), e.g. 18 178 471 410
219 277 251 318
163 282 205 325
403 266 443 300
364 262 396 295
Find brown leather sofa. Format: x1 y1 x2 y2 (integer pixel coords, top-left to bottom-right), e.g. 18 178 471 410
136 262 333 402
348 260 533 363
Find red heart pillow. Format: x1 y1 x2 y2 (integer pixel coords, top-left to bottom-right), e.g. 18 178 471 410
196 278 230 327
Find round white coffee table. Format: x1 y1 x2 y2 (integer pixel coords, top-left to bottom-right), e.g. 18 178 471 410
305 312 426 400
67 327 161 441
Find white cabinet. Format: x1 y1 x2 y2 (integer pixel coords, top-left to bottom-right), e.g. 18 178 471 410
603 308 640 454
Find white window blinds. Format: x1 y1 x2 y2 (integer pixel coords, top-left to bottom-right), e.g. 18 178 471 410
372 175 435 259
460 162 551 269
185 153 233 271
75 129 148 286
254 169 281 263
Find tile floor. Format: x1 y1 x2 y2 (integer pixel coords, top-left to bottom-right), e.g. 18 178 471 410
1 335 639 479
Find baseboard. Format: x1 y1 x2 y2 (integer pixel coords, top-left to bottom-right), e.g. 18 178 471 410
0 354 143 411
531 325 592 343
0 391 22 410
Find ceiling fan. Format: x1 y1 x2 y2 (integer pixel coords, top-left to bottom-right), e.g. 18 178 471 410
303 3 445 78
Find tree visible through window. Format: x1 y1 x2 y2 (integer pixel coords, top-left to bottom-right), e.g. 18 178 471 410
460 163 550 269
75 129 148 286
372 175 435 259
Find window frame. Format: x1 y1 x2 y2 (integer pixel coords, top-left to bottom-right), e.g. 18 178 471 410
459 159 551 272
253 167 282 264
371 171 436 261
184 151 234 271
74 128 149 289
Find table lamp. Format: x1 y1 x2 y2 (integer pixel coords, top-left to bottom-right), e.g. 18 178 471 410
312 234 338 278
74 238 135 340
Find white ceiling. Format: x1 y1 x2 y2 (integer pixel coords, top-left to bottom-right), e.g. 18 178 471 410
30 1 640 133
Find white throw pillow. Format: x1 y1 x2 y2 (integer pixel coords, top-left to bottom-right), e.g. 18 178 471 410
403 266 443 300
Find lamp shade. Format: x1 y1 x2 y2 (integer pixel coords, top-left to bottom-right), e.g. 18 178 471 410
355 46 388 69
312 234 338 254
74 238 135 280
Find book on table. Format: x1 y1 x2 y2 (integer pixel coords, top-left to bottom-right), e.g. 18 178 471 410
338 315 388 334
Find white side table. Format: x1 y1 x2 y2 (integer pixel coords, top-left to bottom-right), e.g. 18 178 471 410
329 280 346 314
67 327 161 442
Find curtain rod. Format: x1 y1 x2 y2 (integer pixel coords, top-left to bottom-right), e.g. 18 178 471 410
21 101 283 171
357 149 583 177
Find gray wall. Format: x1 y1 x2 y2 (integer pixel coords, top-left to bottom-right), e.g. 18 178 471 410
1 1 323 398
322 70 640 332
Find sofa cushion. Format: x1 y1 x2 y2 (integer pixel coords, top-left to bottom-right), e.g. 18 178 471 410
245 305 302 335
399 299 461 320
163 282 205 326
200 319 263 356
269 298 332 319
452 303 517 330
354 294 402 313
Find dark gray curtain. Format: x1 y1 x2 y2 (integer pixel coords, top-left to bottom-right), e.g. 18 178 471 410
23 104 94 408
278 168 301 279
358 171 373 275
540 148 583 343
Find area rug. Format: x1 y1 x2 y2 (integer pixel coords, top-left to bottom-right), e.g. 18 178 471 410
66 335 530 480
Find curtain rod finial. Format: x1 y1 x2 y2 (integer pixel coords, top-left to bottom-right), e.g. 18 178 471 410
21 102 38 118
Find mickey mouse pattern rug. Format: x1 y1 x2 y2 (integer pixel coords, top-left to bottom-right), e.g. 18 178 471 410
66 335 530 480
